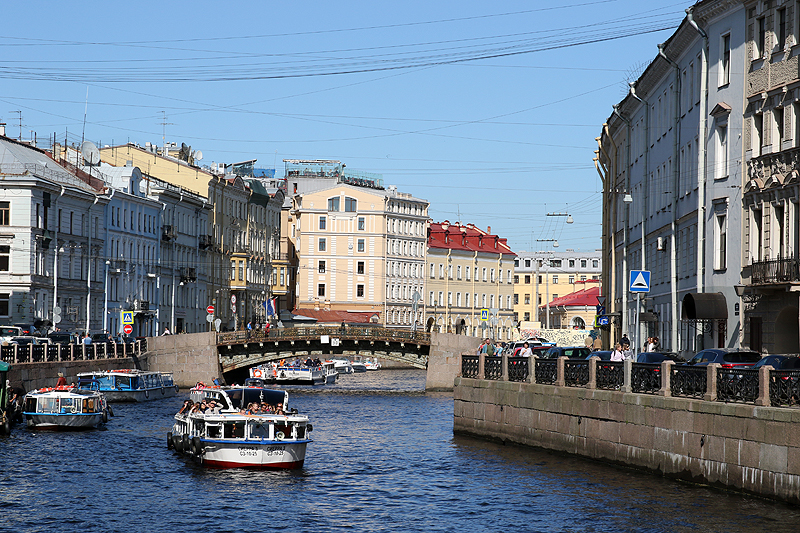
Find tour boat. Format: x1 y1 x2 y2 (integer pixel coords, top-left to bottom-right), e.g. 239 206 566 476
322 361 338 383
169 384 312 469
350 357 368 373
23 383 109 430
249 363 325 385
76 369 179 402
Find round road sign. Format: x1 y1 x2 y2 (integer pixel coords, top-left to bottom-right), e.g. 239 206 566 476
207 305 215 314
231 294 237 305
123 324 133 335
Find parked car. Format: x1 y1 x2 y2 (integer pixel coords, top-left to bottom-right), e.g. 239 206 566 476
542 346 592 359
685 349 761 368
112 335 135 345
0 326 23 344
586 350 613 361
7 336 41 346
753 355 800 370
89 332 113 344
48 331 80 344
637 352 687 364
14 324 39 336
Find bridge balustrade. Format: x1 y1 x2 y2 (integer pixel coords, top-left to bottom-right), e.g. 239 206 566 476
459 354 793 408
217 326 431 346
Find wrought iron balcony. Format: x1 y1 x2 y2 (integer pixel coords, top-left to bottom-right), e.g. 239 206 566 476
751 257 800 284
162 224 177 241
199 235 213 249
180 267 197 283
134 299 150 311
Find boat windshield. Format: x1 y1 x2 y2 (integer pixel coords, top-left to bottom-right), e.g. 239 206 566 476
115 376 132 390
226 388 286 410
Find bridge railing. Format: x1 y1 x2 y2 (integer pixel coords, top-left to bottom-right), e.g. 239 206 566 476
0 341 143 364
459 354 794 408
217 326 431 345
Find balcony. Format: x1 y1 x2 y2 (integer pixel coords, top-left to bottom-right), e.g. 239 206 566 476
111 259 127 272
751 258 800 285
199 235 213 249
162 224 177 242
180 267 197 283
134 299 150 311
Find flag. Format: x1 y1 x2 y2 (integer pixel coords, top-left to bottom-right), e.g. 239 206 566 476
267 298 276 317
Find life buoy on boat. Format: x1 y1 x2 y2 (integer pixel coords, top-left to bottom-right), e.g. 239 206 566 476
253 368 263 378
144 389 150 399
192 436 203 456
161 386 165 396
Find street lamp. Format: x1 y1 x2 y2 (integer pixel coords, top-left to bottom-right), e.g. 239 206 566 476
547 212 574 224
536 238 559 248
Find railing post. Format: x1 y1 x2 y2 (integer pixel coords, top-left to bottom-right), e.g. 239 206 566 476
501 355 509 381
756 365 771 406
704 363 719 402
528 356 537 383
658 360 673 397
478 353 485 380
588 356 598 389
13 345 18 364
555 356 566 387
621 359 632 393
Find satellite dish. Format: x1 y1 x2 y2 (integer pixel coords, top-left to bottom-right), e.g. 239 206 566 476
194 150 203 161
81 141 100 165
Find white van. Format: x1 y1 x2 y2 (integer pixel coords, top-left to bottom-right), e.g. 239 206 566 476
0 326 23 345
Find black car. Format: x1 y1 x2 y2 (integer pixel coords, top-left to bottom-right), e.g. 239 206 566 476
586 350 613 361
637 352 687 364
686 348 761 368
48 331 79 344
753 355 800 370
542 346 592 359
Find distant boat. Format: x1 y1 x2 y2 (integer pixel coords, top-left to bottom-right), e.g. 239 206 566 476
76 369 179 402
364 358 382 371
329 358 354 374
249 363 325 385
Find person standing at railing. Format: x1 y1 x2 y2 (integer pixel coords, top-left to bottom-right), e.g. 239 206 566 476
519 342 532 358
622 342 633 361
610 342 625 362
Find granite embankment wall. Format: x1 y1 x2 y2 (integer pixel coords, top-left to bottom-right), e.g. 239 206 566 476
9 359 134 392
426 333 481 391
144 332 221 387
454 365 800 504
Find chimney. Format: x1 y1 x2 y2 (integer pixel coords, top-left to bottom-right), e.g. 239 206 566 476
441 220 449 231
0 123 5 136
487 225 491 234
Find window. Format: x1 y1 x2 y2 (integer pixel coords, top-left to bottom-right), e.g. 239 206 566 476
482 294 487 307
714 213 727 270
439 264 444 278
448 292 452 305
357 239 365 253
514 275 519 283
318 238 326 252
593 260 598 268
280 267 285 286
357 261 365 275
0 293 8 316
230 260 236 280
358 217 365 230
430 263 434 278
239 261 244 281
466 293 471 307
553 275 558 284
466 266 470 281
438 291 444 306
756 16 766 59
318 260 326 273
523 312 530 321
524 259 531 268
524 275 530 284
514 294 519 304
775 108 785 150
490 269 495 282
717 124 728 179
327 197 340 211
318 284 326 297
524 294 530 304
344 197 357 212
456 293 462 307
0 245 9 271
550 259 562 267
581 275 587 281
778 8 787 51
569 276 575 284
447 264 453 279
319 216 326 230
457 265 462 279
0 202 9 225
581 259 587 268
482 268 487 281
357 284 364 297
720 33 731 86
429 291 435 305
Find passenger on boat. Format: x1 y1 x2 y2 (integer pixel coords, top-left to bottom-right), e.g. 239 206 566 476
56 373 67 386
260 402 271 413
178 400 193 415
275 403 284 415
206 401 221 415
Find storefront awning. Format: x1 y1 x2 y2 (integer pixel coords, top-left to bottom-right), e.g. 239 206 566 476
681 292 728 320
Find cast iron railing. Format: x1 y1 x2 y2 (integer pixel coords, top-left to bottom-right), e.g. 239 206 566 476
750 257 800 284
484 357 503 380
507 357 529 382
564 360 589 387
769 370 800 406
717 368 759 404
462 356 479 379
534 359 557 384
631 363 662 394
596 361 623 390
671 366 707 398
0 341 143 364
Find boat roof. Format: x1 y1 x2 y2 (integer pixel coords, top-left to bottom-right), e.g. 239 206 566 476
0 361 9 372
77 369 169 376
28 386 102 397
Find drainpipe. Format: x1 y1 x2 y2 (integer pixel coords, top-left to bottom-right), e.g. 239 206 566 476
658 42 681 353
629 82 650 353
687 6 709 296
612 104 631 346
103 189 115 332
86 194 99 333
171 191 183 333
52 185 65 328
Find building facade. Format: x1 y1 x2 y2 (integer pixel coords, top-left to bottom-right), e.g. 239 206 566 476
426 222 516 339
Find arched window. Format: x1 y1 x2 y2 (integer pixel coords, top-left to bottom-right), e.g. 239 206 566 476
344 197 357 212
327 197 340 211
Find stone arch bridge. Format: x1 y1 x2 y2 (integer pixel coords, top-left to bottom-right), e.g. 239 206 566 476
216 326 431 382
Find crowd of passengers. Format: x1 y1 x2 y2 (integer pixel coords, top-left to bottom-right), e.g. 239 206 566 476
177 399 284 416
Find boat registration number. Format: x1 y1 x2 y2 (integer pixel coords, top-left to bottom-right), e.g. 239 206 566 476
238 446 258 457
238 445 285 457
264 445 286 457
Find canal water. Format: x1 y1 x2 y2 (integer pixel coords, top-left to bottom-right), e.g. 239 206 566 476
2 368 800 532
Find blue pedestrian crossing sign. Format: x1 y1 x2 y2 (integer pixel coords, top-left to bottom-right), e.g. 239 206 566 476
121 311 134 325
629 270 651 293
481 309 489 321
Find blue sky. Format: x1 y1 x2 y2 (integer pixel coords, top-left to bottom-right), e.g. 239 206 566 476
0 0 688 253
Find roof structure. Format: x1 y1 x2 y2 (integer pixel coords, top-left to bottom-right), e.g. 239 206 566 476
428 221 515 256
545 285 600 308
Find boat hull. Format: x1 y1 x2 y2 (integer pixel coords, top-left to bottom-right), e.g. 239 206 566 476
199 439 309 469
102 385 179 403
26 413 104 430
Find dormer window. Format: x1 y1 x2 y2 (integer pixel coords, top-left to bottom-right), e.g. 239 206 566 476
327 197 340 211
344 197 357 212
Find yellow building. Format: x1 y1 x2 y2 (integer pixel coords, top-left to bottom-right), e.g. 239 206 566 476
426 222 516 339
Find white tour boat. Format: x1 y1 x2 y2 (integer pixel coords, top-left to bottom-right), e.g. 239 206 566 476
322 361 338 383
76 369 179 402
329 358 354 374
350 356 368 373
249 362 325 385
364 358 382 371
23 383 109 430
169 384 312 469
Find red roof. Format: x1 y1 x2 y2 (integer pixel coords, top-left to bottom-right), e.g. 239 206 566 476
428 221 515 256
292 309 378 324
545 286 600 308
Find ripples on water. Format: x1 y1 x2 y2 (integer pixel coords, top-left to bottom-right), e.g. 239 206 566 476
2 368 799 533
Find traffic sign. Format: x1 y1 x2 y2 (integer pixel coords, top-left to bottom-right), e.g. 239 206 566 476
123 324 133 335
231 295 237 305
598 316 610 326
207 305 215 314
629 270 651 293
121 311 134 325
206 314 213 323
481 309 489 321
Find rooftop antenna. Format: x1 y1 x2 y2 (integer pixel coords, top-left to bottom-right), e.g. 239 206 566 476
160 111 173 154
81 140 100 166
81 87 89 145
11 110 21 140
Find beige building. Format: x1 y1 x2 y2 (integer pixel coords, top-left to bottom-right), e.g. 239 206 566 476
426 222 516 339
290 183 428 327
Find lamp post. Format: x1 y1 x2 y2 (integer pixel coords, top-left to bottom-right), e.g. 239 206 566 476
103 260 110 332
